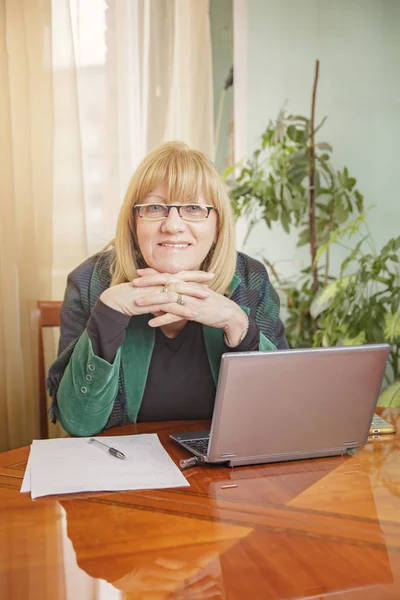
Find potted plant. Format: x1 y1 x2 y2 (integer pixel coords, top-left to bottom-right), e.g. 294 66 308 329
225 61 400 406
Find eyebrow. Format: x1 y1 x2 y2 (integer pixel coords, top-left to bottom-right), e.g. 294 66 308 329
144 194 167 203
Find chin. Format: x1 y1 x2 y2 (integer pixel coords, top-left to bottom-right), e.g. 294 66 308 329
152 259 200 274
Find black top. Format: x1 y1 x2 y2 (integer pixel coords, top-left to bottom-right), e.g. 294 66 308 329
86 300 260 421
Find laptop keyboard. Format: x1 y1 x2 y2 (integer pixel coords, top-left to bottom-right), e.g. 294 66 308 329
184 437 210 456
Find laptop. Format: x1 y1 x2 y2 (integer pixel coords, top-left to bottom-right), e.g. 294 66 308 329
170 344 390 468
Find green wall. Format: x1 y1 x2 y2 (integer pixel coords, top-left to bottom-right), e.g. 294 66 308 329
210 0 233 172
241 0 400 277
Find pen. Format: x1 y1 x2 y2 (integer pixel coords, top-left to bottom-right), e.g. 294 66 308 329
88 438 126 460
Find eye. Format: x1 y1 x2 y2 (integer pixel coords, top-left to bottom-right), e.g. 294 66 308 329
185 204 204 213
147 204 164 213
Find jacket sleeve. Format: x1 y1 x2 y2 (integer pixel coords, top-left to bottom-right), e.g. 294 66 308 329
47 263 121 436
234 253 289 351
255 265 289 350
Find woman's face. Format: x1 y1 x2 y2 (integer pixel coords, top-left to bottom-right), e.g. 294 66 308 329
135 181 218 274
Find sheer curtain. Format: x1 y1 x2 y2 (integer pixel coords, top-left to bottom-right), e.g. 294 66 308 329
0 0 214 451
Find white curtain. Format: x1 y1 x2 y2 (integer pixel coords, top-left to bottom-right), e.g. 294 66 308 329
0 0 214 450
51 0 214 295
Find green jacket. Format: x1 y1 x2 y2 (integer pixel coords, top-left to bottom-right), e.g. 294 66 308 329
48 251 288 435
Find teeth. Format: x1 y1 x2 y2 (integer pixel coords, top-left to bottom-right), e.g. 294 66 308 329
160 244 189 248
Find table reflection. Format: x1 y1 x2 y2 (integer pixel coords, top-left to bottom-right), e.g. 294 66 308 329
59 442 398 599
59 496 249 599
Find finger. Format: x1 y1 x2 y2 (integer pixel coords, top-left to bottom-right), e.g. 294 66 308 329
148 312 194 328
136 289 206 307
132 274 181 288
136 268 160 276
128 283 164 296
145 303 197 321
132 271 214 288
170 282 210 298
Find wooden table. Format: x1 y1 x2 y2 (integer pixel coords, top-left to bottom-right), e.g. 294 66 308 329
1 408 399 600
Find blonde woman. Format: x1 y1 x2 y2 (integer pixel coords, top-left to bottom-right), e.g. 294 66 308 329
48 142 288 436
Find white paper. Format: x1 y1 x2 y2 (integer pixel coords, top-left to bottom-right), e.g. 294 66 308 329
21 434 188 499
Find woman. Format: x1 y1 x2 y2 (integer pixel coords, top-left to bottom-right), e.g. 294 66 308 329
48 141 288 436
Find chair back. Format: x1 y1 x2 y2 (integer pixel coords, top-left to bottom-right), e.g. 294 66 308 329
36 301 62 438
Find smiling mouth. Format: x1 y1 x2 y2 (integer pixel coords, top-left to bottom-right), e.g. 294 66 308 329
158 243 191 249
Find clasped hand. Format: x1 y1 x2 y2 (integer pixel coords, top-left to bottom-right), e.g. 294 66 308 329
100 268 248 344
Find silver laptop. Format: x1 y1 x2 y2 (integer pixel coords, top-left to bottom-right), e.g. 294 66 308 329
170 344 390 468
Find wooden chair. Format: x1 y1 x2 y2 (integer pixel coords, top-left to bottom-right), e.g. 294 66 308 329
36 301 62 438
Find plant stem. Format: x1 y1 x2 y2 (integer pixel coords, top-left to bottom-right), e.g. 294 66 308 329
263 258 282 284
309 59 320 294
362 222 377 255
335 240 354 252
324 247 330 285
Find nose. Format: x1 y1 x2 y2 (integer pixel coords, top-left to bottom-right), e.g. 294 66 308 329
160 207 187 234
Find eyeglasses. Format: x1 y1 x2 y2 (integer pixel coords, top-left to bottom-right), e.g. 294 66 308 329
134 203 216 221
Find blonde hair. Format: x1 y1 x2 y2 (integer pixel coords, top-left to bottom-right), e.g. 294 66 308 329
108 141 237 295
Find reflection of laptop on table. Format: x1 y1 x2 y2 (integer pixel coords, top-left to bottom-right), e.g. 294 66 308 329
171 344 390 468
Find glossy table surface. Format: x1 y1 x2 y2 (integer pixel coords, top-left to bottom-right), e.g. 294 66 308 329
1 408 399 600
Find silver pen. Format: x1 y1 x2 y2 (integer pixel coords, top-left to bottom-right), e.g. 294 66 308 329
88 438 126 460
179 456 204 470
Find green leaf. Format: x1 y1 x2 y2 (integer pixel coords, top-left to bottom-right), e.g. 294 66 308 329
341 331 367 346
297 227 310 247
281 209 291 233
378 381 400 408
274 181 282 199
383 312 400 342
310 276 355 318
391 297 400 313
288 168 308 186
221 164 235 179
289 150 309 166
340 236 368 275
282 185 292 208
316 142 333 152
287 114 309 122
347 177 356 191
314 212 367 265
287 125 304 143
334 198 349 224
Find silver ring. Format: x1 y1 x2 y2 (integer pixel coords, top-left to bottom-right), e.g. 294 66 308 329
177 293 184 305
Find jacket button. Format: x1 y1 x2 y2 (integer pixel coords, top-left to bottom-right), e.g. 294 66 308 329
88 364 95 371
85 374 93 382
81 386 88 394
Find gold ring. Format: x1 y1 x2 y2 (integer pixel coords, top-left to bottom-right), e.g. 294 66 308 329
162 285 169 293
177 293 184 305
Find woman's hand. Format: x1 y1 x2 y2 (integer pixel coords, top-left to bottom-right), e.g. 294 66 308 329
100 269 212 320
133 270 248 346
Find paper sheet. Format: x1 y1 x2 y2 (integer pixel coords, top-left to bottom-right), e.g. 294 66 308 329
20 434 188 499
